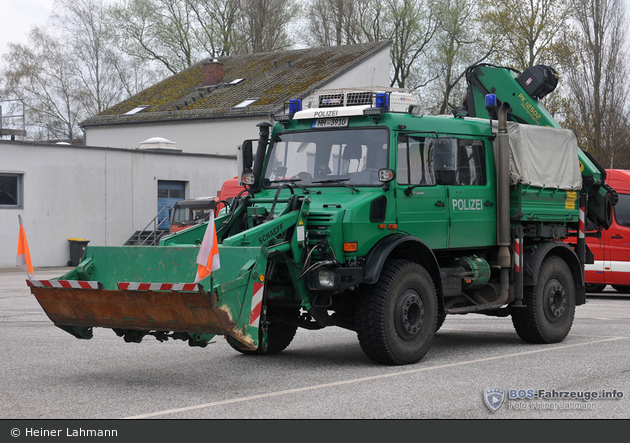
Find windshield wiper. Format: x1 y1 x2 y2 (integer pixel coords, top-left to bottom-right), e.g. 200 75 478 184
311 178 360 193
267 178 320 194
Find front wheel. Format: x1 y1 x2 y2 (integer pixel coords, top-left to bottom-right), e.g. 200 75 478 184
511 256 576 344
227 307 298 355
435 312 446 333
356 260 438 365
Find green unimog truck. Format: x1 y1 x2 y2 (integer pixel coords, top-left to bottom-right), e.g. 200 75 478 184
28 64 616 365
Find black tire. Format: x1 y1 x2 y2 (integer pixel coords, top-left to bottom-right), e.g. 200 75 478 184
227 307 298 355
511 256 576 344
585 284 606 293
356 259 438 365
611 285 630 293
435 312 446 333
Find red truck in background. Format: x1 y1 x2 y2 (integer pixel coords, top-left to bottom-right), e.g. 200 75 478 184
584 169 630 293
169 178 244 234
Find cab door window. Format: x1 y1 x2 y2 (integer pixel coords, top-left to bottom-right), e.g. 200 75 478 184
397 135 435 186
456 139 486 186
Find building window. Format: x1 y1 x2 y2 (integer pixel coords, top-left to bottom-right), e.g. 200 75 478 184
0 173 23 208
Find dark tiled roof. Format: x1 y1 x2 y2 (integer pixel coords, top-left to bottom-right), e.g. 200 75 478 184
82 42 390 126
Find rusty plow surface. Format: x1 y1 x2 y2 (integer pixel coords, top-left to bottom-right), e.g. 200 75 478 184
29 286 235 336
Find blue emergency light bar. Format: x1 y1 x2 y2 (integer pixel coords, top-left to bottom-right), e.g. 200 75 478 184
375 92 389 110
485 94 497 108
288 99 302 114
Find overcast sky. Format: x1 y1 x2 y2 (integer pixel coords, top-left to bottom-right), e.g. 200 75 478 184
2 0 630 72
0 1 51 65
0 0 120 71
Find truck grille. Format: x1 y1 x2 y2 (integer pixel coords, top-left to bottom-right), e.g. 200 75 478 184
306 213 333 240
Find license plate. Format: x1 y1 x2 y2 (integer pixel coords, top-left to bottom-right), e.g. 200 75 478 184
312 117 349 128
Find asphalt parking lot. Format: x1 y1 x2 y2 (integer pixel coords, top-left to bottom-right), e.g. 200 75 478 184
1 267 628 421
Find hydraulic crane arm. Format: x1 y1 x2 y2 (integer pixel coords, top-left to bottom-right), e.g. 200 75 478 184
463 63 616 230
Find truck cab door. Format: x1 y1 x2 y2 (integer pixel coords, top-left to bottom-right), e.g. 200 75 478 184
395 135 448 249
447 138 496 248
605 192 630 285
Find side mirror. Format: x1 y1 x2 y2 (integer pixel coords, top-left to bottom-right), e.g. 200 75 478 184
378 169 396 191
378 169 395 183
237 139 256 186
432 137 458 185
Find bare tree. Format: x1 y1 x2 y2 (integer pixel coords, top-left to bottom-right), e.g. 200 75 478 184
52 0 150 115
107 0 200 74
187 0 242 57
354 0 388 42
239 0 301 53
0 0 157 141
387 0 439 88
2 28 86 141
562 0 630 168
302 0 440 89
478 0 573 70
304 0 364 46
430 0 495 114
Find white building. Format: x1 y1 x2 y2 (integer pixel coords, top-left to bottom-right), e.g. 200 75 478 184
0 140 235 268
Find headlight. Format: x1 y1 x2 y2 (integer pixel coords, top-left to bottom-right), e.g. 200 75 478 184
317 269 336 288
241 173 255 185
307 268 339 290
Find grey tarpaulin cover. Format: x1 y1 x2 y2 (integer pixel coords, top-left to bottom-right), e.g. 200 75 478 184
498 122 582 190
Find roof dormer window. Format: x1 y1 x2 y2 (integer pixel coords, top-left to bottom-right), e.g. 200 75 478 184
233 98 258 108
124 106 148 115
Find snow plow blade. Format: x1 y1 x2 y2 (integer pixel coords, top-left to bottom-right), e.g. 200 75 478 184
27 244 268 350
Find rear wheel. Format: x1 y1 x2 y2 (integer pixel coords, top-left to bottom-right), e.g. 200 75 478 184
227 306 298 355
511 256 576 344
356 260 437 365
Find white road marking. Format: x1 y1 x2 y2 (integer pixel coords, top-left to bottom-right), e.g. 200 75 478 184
123 336 627 419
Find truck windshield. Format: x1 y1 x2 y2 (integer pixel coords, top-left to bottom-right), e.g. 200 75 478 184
263 128 389 187
172 205 213 225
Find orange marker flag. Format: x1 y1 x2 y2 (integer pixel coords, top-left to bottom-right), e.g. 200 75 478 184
194 211 220 283
16 215 33 279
